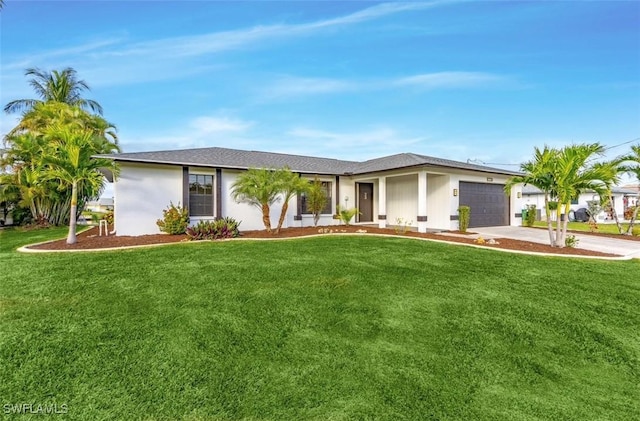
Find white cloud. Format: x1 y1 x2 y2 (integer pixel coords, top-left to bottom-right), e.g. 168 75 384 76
188 116 254 134
1 1 455 89
395 72 507 89
260 77 356 99
286 126 426 160
119 115 256 152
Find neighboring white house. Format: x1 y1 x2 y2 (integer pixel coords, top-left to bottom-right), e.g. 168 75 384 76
85 197 115 213
97 147 524 236
520 185 638 221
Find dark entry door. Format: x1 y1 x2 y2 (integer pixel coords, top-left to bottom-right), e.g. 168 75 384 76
459 182 509 227
358 183 374 222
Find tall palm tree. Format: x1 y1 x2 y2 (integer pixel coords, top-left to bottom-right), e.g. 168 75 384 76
231 168 282 233
619 144 640 235
4 67 103 115
44 124 119 244
552 143 617 247
274 169 310 233
505 146 558 246
2 103 119 226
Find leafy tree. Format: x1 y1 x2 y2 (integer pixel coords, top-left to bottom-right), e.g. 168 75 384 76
43 124 119 244
305 176 328 226
230 168 281 233
4 67 103 115
274 169 309 233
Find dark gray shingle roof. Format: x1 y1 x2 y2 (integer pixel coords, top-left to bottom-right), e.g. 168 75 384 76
353 152 521 175
96 147 356 175
97 147 520 177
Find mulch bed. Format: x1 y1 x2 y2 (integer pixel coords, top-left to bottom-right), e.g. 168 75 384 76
26 225 619 258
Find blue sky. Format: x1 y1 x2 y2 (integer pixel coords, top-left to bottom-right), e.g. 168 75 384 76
1 0 639 171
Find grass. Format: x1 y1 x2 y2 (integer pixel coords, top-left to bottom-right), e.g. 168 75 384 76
1 227 639 420
532 220 637 235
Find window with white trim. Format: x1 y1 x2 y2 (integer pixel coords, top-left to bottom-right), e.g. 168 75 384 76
189 174 214 216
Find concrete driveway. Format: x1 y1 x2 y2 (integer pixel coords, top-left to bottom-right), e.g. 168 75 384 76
471 226 640 259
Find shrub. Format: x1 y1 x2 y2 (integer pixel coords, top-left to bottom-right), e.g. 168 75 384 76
104 210 114 225
524 204 537 227
624 206 637 221
394 217 412 234
633 226 640 237
186 217 241 240
458 206 470 233
156 202 189 234
565 234 579 248
336 205 359 226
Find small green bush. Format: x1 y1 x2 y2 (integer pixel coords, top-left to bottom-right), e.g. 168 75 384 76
632 226 640 237
565 234 579 248
524 204 537 227
156 202 189 234
186 217 241 240
336 205 359 226
458 206 470 233
104 210 114 225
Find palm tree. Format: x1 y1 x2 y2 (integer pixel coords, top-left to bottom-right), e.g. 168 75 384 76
4 67 103 115
44 124 119 244
2 103 119 226
505 146 558 246
552 143 617 247
274 169 310 233
230 168 282 233
619 144 640 235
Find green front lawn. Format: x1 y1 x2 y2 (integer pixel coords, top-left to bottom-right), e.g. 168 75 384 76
532 220 635 235
1 228 638 420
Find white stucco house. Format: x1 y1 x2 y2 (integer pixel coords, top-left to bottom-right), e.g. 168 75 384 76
521 185 638 222
97 147 525 236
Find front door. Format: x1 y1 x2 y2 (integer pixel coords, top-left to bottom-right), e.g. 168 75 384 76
358 183 374 222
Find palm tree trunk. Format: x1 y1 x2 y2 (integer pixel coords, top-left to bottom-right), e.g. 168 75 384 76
561 202 570 247
261 203 272 233
67 181 78 244
544 195 555 246
626 205 639 235
608 193 623 234
276 202 289 234
555 205 563 247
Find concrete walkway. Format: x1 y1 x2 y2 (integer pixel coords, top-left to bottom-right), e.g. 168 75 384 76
470 226 640 259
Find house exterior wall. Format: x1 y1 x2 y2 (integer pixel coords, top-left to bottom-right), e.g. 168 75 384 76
115 163 182 236
386 174 418 225
426 174 450 229
112 161 523 236
221 169 288 231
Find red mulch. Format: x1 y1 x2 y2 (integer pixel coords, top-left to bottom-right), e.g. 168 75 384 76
26 225 620 258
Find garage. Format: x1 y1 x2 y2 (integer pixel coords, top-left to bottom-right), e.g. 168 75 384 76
459 182 509 227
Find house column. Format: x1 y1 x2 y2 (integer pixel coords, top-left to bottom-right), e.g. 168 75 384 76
378 176 387 228
215 168 222 219
417 171 428 233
